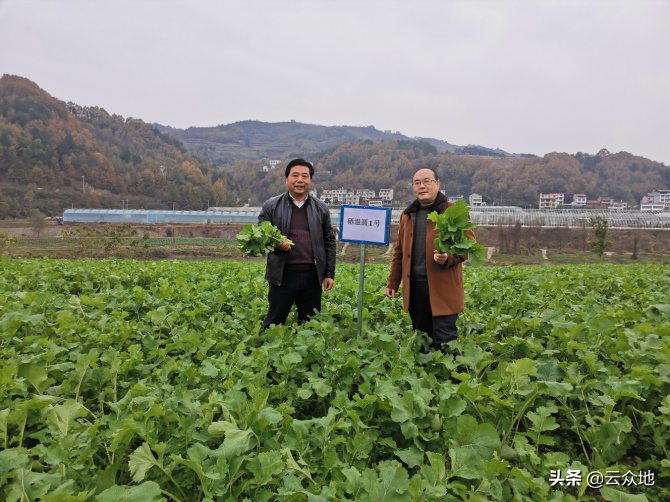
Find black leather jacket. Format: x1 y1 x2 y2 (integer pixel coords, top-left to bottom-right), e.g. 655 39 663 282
259 193 336 286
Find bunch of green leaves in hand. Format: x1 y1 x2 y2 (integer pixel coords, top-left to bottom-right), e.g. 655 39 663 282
428 199 486 266
237 221 294 257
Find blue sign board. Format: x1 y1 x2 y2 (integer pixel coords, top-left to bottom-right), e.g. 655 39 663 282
339 205 391 246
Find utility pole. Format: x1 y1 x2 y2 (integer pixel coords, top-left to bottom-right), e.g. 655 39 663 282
82 176 85 193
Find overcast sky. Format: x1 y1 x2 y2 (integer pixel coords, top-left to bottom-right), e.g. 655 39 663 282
1 0 669 164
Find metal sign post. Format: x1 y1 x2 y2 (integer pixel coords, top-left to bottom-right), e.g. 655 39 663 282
357 244 366 335
339 206 391 335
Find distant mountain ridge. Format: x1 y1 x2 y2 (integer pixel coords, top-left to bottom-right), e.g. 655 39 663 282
1 74 666 218
154 120 513 165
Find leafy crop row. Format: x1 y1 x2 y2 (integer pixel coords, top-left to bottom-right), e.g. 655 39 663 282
0 258 668 501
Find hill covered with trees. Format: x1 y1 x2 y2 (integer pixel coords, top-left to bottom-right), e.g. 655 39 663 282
0 75 238 218
468 149 669 207
154 120 469 165
227 140 668 207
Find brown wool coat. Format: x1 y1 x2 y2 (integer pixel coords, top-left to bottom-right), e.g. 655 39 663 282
386 199 476 316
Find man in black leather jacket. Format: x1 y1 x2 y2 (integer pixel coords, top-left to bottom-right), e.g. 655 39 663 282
259 158 336 328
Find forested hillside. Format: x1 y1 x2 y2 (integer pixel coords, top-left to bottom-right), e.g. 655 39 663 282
155 120 464 165
0 75 238 218
469 149 669 207
227 140 669 207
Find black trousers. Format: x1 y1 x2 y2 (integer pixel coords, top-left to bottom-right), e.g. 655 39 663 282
264 268 322 328
409 280 458 349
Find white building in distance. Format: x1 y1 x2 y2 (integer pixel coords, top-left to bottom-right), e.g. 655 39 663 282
469 194 485 206
572 194 587 207
355 189 376 199
262 159 282 172
344 193 360 205
641 189 670 210
539 192 565 209
321 188 348 204
378 189 394 201
321 187 392 205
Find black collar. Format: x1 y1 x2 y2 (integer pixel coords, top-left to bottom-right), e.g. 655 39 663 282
404 191 448 214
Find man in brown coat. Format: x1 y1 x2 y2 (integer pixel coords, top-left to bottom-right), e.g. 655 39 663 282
386 168 475 349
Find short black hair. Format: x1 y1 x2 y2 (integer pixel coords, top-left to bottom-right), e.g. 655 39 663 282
285 158 314 178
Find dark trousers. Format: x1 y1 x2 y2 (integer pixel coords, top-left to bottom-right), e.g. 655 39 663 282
409 280 458 349
264 268 322 328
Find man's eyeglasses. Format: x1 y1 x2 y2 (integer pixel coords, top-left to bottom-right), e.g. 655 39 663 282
412 179 437 187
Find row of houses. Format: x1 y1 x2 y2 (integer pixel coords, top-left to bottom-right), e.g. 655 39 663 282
319 188 394 206
538 193 629 210
538 190 669 210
